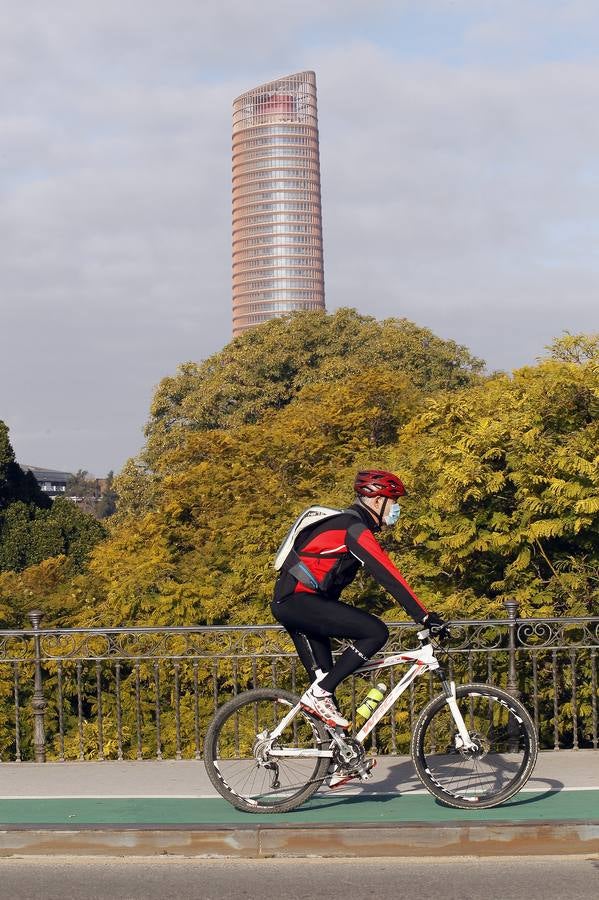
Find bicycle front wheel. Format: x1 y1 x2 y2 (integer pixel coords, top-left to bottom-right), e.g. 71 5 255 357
411 683 538 809
203 688 331 814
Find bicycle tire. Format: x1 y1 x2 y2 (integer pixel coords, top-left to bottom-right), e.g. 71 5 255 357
203 687 331 814
411 683 538 809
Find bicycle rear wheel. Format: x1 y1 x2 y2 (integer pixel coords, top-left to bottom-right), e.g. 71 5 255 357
411 683 538 809
203 687 331 814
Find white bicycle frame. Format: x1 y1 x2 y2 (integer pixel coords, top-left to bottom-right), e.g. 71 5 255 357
267 632 477 758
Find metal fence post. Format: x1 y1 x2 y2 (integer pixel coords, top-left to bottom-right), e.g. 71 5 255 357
504 599 522 751
28 609 47 762
504 599 521 698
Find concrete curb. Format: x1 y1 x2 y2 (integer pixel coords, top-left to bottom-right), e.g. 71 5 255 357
0 821 597 858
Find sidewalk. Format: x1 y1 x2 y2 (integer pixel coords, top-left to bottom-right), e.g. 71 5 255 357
1 750 596 798
0 752 597 857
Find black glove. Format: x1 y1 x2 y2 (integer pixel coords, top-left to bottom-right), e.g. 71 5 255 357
422 611 449 639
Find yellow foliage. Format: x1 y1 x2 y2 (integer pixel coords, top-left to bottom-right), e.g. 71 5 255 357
5 322 599 627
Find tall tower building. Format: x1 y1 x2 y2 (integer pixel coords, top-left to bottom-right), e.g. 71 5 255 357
232 71 325 336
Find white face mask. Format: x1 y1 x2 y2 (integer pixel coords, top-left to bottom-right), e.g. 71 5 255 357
384 502 401 526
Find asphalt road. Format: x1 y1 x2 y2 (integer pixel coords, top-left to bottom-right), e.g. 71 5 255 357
0 855 597 900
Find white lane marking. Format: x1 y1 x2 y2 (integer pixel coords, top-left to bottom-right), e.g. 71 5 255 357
0 794 213 800
0 787 597 799
326 786 599 796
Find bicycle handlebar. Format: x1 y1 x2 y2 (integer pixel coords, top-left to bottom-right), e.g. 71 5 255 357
417 623 452 646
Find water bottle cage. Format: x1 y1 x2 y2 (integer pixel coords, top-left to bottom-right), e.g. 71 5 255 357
356 698 379 718
356 685 387 720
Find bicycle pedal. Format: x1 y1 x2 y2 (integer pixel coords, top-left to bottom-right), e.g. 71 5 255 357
358 759 377 781
328 759 376 790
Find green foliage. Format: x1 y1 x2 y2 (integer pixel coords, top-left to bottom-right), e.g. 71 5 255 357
42 497 108 570
143 307 484 468
385 358 599 617
0 422 107 626
0 421 51 511
1 315 598 754
66 469 99 513
62 353 598 633
0 496 106 577
64 470 118 520
96 471 118 519
0 556 73 627
111 460 158 524
5 315 599 633
80 368 423 627
545 332 599 364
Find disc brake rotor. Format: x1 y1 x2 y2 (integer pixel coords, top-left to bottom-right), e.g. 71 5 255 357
457 731 491 759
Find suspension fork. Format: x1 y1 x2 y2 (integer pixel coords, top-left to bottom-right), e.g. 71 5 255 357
436 668 477 751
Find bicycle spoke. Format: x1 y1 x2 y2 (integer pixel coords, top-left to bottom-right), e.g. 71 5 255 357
413 684 537 808
206 690 330 810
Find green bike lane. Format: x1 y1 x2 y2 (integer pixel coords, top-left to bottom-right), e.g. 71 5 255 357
0 755 596 856
0 788 597 826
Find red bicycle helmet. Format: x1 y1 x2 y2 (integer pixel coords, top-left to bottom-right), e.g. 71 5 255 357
354 469 407 499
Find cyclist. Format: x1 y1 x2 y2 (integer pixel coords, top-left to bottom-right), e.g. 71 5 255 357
271 469 446 729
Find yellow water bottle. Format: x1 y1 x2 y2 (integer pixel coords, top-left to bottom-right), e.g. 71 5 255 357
356 683 387 720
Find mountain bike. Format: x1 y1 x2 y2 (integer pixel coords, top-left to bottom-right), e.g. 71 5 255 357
203 626 538 813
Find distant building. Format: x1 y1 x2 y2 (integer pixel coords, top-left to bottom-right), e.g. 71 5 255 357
232 70 325 336
20 465 72 497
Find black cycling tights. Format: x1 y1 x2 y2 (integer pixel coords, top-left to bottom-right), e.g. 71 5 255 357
271 593 389 694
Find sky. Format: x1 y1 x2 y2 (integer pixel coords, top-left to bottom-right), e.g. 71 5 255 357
1 0 598 476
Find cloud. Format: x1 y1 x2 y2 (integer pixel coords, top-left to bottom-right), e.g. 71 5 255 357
318 38 599 371
0 2 597 473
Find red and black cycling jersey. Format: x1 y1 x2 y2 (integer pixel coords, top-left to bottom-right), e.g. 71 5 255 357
273 503 428 623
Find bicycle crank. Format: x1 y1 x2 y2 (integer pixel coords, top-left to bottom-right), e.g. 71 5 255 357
328 757 376 790
330 736 365 770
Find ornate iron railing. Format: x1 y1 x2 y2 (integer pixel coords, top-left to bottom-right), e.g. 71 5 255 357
0 605 596 762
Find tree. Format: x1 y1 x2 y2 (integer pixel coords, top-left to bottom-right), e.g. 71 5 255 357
2 328 597 751
0 497 106 576
74 368 424 627
66 470 100 516
71 351 598 629
5 326 598 633
96 471 118 519
384 359 599 619
112 308 485 524
0 555 73 628
545 332 599 364
0 421 51 511
0 422 106 608
143 308 485 468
